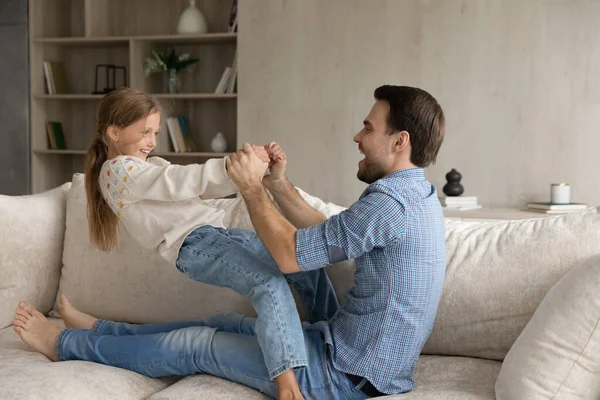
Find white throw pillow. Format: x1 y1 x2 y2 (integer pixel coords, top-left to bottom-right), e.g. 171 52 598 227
51 174 354 323
0 183 70 328
495 255 600 399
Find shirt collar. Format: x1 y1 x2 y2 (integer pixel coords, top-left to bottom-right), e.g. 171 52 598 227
379 168 425 182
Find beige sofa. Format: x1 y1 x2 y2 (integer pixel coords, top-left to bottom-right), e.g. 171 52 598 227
1 174 599 400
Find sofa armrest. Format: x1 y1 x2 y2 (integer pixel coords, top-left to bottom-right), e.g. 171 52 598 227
0 182 71 328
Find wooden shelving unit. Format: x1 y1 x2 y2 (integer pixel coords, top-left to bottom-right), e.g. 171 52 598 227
29 0 238 193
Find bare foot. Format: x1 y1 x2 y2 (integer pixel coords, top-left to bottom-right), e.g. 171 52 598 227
58 294 97 330
275 370 304 400
277 390 304 400
13 301 61 361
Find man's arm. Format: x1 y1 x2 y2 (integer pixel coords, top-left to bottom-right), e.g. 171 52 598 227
265 179 327 229
226 144 302 274
241 185 302 274
262 141 326 229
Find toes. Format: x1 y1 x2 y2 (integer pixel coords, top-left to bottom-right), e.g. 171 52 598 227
20 302 43 318
13 318 26 329
16 308 30 319
14 326 24 335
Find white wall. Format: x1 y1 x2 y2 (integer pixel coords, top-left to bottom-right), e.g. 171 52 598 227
238 0 600 208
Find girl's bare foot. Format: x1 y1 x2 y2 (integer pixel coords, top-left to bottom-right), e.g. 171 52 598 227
58 294 97 330
275 370 305 400
13 301 61 361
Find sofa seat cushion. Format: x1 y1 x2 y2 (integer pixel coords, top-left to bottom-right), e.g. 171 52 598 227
0 319 176 400
147 355 499 400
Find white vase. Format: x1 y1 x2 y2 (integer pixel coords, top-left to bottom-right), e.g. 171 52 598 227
210 132 227 153
177 0 208 34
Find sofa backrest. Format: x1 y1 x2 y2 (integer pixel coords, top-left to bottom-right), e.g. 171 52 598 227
0 183 71 329
50 174 600 361
50 174 355 323
422 209 600 360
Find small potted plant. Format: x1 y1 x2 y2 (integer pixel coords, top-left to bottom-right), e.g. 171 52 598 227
144 49 199 93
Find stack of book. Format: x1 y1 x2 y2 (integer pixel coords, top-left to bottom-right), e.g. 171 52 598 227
215 49 237 94
165 116 196 153
439 196 481 211
525 202 588 214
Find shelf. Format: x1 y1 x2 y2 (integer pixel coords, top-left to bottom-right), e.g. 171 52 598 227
35 94 104 100
34 150 230 158
33 33 237 46
134 33 237 44
33 37 129 47
35 94 237 100
34 149 87 155
152 94 237 100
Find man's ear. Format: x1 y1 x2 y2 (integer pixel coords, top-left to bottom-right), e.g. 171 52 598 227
106 126 120 142
392 130 410 153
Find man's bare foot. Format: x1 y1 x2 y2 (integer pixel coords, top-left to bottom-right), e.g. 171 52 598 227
13 301 61 361
58 294 97 330
275 370 305 400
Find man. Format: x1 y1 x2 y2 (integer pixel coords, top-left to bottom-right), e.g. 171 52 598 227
226 85 447 397
14 85 445 399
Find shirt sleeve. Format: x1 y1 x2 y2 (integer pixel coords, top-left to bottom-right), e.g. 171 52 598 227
295 191 405 271
101 156 238 205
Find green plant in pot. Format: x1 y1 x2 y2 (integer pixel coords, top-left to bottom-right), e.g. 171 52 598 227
144 49 199 94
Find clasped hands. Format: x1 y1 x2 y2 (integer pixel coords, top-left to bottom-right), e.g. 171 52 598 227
226 142 286 193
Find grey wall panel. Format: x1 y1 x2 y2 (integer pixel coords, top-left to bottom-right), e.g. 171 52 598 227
0 1 29 195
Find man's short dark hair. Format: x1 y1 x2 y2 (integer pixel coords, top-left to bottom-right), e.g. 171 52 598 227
374 85 445 167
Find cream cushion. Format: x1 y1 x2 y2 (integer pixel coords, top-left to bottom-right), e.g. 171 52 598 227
0 183 70 329
0 319 176 400
422 207 600 360
495 255 600 399
51 174 354 323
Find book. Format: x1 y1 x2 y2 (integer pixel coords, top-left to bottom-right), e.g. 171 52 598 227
177 116 196 152
440 196 479 207
526 202 587 211
215 67 232 93
43 61 68 94
523 208 583 215
45 121 67 150
443 205 482 211
165 118 181 152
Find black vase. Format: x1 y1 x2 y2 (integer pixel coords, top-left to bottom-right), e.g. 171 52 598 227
443 168 464 196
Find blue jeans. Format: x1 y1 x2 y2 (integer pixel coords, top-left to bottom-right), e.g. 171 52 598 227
56 315 366 399
57 227 367 398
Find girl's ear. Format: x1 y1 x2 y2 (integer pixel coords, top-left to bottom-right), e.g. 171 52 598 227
106 126 120 142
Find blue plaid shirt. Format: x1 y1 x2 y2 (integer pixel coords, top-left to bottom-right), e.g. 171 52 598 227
296 168 446 394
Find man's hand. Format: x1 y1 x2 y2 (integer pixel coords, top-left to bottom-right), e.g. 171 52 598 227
226 143 269 192
252 145 270 164
264 141 287 185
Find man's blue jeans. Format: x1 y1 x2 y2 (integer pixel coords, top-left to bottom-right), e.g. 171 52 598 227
56 227 367 399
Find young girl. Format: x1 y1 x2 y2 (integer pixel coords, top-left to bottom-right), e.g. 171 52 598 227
45 88 309 399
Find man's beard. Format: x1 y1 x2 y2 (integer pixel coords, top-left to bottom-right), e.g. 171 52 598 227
357 158 386 184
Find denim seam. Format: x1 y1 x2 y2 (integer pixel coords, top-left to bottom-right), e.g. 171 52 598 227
55 329 69 360
268 358 309 380
91 319 104 333
258 279 301 379
185 246 269 285
186 245 305 379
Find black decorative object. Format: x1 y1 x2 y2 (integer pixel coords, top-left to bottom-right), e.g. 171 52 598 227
92 64 128 94
443 168 464 196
